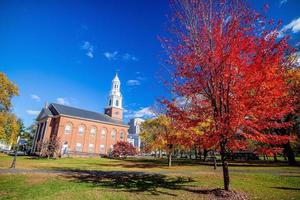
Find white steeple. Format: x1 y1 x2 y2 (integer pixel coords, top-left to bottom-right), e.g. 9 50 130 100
108 73 122 109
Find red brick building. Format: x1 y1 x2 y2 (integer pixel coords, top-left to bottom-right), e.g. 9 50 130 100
32 74 129 156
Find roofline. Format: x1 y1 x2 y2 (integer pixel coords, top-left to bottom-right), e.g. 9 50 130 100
49 103 129 128
36 115 53 121
35 109 53 121
59 114 129 128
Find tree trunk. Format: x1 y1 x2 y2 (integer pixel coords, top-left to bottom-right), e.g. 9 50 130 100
168 152 172 167
283 142 297 166
283 154 287 161
203 149 208 162
220 144 230 191
213 151 217 170
273 153 277 162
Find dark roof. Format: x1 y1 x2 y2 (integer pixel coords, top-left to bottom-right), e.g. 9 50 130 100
36 107 53 120
37 103 128 127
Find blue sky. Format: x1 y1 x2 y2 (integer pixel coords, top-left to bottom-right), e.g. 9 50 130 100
1 0 300 126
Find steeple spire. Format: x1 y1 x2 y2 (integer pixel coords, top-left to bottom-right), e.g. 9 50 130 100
113 72 120 82
105 73 123 120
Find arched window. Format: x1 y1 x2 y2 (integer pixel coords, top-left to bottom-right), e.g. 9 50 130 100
111 129 117 142
64 123 73 134
120 132 124 141
116 100 119 107
78 125 86 135
90 126 97 136
101 128 107 143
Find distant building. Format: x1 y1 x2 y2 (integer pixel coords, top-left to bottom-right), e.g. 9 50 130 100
127 118 145 150
31 74 129 156
0 141 11 151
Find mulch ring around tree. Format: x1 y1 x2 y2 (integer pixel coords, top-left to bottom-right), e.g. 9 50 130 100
184 186 249 200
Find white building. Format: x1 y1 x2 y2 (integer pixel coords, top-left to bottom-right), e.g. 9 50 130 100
0 141 11 151
127 118 145 150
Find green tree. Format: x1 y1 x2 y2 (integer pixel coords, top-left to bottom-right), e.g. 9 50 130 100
22 123 37 149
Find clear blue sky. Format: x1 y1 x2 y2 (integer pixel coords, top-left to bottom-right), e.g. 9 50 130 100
1 0 299 126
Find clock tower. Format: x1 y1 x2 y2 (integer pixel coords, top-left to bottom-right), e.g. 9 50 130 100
104 73 123 120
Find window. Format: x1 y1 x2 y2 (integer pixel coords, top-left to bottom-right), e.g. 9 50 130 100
78 125 85 135
90 126 97 136
120 132 124 141
109 99 112 106
116 100 119 107
64 123 72 134
76 143 82 152
101 128 107 142
88 144 94 153
111 129 116 142
99 144 105 153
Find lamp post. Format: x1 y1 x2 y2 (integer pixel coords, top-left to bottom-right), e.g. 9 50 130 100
10 136 20 169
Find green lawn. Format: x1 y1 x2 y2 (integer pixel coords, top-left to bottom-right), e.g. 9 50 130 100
0 153 299 200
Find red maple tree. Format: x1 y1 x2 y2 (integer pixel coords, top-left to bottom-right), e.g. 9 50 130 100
162 0 295 191
111 141 137 158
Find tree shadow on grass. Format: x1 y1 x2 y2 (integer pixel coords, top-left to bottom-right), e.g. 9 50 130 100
60 170 247 198
116 157 298 168
270 186 300 191
61 169 193 196
86 162 166 169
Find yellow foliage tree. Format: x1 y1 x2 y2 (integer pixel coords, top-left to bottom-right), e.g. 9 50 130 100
0 112 20 145
0 73 19 146
140 115 180 167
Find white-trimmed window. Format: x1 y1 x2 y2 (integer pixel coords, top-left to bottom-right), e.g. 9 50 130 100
111 129 116 142
64 123 72 134
76 143 82 152
90 126 97 136
78 125 85 135
101 128 107 142
88 144 94 153
120 132 124 141
99 144 105 153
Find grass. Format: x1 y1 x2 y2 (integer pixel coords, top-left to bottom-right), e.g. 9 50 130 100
0 153 299 200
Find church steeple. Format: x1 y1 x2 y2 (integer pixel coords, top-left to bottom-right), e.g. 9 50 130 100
110 73 121 101
104 73 123 120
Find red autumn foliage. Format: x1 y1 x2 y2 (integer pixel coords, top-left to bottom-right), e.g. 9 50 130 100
255 147 283 157
111 141 137 158
161 0 296 190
